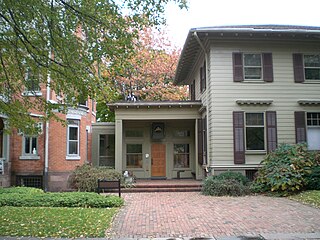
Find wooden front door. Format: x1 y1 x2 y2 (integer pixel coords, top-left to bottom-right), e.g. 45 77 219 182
151 143 166 177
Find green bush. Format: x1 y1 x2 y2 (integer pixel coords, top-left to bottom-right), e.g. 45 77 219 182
0 187 44 194
251 144 317 195
305 166 320 190
214 171 250 185
69 164 123 192
0 191 123 208
202 176 251 196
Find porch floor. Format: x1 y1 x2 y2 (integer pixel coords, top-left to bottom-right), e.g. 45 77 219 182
123 179 203 193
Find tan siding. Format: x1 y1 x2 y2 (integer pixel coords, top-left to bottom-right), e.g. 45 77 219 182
207 41 320 167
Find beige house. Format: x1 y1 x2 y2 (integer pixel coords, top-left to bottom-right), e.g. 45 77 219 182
92 25 320 180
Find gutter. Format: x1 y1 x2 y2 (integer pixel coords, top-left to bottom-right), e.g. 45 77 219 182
193 32 210 171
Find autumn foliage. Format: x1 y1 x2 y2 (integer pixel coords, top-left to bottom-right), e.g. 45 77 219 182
104 28 188 101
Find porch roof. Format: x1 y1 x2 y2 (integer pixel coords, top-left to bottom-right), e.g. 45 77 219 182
107 101 202 111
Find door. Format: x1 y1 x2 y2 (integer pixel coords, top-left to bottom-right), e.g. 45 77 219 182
151 143 166 177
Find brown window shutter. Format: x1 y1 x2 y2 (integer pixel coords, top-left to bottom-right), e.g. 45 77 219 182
263 53 274 82
190 80 195 100
197 118 203 165
293 53 304 83
294 111 306 143
203 61 206 91
266 111 277 152
233 111 245 164
233 53 243 82
200 66 203 92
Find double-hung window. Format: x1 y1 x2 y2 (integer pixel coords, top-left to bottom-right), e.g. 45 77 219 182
23 136 38 155
23 68 41 96
244 54 262 80
126 144 143 168
67 120 80 156
245 113 265 151
307 113 320 150
174 144 190 168
304 55 320 80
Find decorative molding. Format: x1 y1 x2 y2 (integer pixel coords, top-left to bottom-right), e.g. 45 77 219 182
297 99 320 105
236 99 273 105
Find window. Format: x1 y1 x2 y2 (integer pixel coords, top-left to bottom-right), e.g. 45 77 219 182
233 52 273 82
23 136 38 155
126 144 142 168
174 144 190 168
304 55 320 80
245 113 265 151
307 112 320 150
67 120 79 156
244 54 262 80
99 134 115 167
174 130 191 138
24 68 41 95
16 175 43 189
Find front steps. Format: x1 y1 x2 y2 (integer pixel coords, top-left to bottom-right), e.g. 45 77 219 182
121 179 203 193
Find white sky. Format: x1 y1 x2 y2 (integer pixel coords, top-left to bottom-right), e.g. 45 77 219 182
165 0 320 48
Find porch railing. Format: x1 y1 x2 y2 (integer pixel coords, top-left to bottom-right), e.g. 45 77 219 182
0 159 3 175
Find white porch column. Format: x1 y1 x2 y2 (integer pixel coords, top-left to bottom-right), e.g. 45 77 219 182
115 119 123 172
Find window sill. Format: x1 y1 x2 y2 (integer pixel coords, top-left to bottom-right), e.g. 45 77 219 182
19 155 40 160
245 151 266 155
22 91 42 97
66 156 81 160
242 80 266 83
303 80 320 84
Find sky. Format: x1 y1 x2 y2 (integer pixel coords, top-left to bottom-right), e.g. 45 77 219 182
164 0 320 48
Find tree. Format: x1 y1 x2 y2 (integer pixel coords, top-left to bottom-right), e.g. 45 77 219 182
0 0 187 132
96 28 188 121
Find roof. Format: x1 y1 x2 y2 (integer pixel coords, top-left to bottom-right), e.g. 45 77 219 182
174 25 320 85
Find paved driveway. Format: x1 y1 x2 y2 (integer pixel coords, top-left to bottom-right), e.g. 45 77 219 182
108 192 320 239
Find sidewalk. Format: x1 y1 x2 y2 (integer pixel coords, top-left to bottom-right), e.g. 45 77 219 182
107 192 320 239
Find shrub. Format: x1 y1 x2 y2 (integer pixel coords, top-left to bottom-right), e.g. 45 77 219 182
0 191 124 208
305 166 320 190
0 187 44 194
251 144 316 195
69 164 122 192
214 171 250 185
202 176 251 196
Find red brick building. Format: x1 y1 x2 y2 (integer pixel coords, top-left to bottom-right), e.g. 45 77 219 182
0 82 96 191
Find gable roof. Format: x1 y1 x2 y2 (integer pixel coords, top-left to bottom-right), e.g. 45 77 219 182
174 25 320 85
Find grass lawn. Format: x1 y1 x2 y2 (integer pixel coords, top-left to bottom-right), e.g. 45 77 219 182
289 190 320 208
0 206 118 238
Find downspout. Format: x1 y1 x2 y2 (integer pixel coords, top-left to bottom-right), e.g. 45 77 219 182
44 51 51 192
193 32 211 174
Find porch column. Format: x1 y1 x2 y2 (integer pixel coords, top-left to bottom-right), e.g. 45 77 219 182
115 119 123 172
195 119 200 180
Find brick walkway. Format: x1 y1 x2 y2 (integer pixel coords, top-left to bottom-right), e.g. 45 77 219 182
108 192 320 239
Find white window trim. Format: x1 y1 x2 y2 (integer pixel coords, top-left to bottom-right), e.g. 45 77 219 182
243 53 263 81
306 112 320 150
245 112 266 152
66 120 80 158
